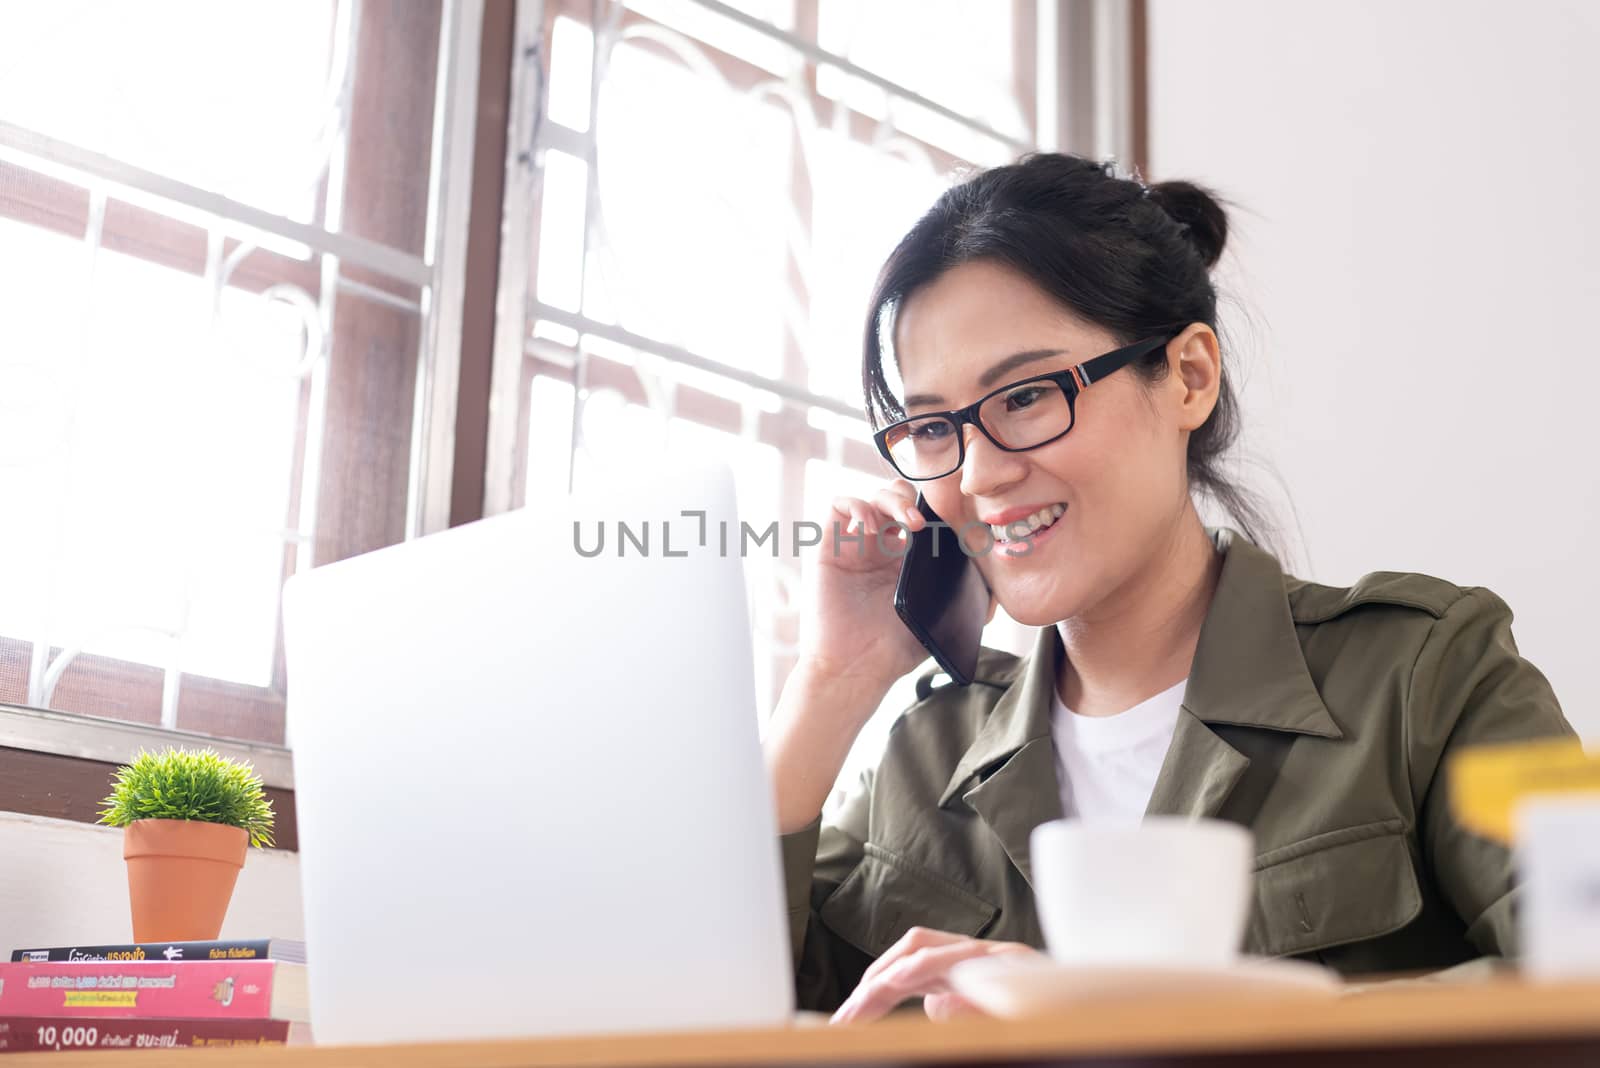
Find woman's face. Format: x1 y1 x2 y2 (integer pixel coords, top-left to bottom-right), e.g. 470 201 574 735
892 259 1219 627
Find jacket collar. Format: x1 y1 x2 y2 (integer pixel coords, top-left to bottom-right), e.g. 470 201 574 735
1182 528 1343 740
936 528 1343 881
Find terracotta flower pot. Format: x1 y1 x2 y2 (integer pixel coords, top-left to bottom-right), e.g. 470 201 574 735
122 819 248 943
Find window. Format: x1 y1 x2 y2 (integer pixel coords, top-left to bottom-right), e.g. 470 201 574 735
5 0 1128 784
0 1 452 743
487 0 1052 790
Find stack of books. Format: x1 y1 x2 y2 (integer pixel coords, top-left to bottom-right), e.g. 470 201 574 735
0 939 309 1053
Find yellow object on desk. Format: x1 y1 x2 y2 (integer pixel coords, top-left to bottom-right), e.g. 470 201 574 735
1448 737 1600 844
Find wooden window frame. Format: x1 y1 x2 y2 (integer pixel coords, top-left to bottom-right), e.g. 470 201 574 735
0 4 478 749
1 0 1148 837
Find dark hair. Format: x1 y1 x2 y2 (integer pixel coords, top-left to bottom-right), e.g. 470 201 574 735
861 152 1276 555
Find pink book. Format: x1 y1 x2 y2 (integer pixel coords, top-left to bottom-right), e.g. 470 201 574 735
0 1017 311 1053
0 961 306 1022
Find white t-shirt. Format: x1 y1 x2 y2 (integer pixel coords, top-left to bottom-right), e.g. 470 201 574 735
1050 678 1187 826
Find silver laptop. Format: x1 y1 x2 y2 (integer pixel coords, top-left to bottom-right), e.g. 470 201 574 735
282 461 793 1044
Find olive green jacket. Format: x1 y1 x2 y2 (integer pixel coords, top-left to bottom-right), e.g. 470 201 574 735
779 528 1574 1011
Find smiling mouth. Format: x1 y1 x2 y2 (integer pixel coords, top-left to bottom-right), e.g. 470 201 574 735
990 503 1067 545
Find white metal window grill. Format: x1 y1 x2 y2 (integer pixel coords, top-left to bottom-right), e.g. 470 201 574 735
488 0 1063 722
0 0 482 743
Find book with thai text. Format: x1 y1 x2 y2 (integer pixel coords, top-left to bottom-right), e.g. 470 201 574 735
0 961 306 1021
9 939 305 965
0 1016 310 1053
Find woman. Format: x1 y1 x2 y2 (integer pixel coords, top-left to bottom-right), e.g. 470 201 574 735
764 153 1574 1023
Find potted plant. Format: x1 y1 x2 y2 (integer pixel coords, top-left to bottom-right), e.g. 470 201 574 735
98 747 276 942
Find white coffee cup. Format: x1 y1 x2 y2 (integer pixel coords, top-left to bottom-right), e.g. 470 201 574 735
1515 795 1600 979
1029 817 1254 968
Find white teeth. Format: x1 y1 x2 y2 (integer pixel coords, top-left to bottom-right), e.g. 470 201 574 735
989 504 1067 544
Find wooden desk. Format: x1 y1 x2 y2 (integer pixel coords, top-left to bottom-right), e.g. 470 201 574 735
10 978 1600 1067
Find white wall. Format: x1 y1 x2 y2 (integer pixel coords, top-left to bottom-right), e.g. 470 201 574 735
0 814 303 957
1149 0 1600 737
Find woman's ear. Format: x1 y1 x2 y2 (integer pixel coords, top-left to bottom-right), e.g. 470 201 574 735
1169 323 1221 432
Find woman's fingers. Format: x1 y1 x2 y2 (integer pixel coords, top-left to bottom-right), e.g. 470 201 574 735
854 927 967 991
829 497 877 537
922 992 983 1022
830 493 921 542
830 939 1000 1025
872 480 923 530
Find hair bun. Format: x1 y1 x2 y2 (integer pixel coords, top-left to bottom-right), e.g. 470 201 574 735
1147 179 1229 269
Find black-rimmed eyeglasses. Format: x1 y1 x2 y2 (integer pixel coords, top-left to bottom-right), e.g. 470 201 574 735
872 334 1174 481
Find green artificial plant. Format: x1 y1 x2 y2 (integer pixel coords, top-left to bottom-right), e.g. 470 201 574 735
98 747 276 848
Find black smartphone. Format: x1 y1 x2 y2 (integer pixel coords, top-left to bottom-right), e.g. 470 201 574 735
892 495 990 686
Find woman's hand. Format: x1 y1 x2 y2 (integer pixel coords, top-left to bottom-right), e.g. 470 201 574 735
799 478 933 692
829 927 1041 1025
765 478 946 832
